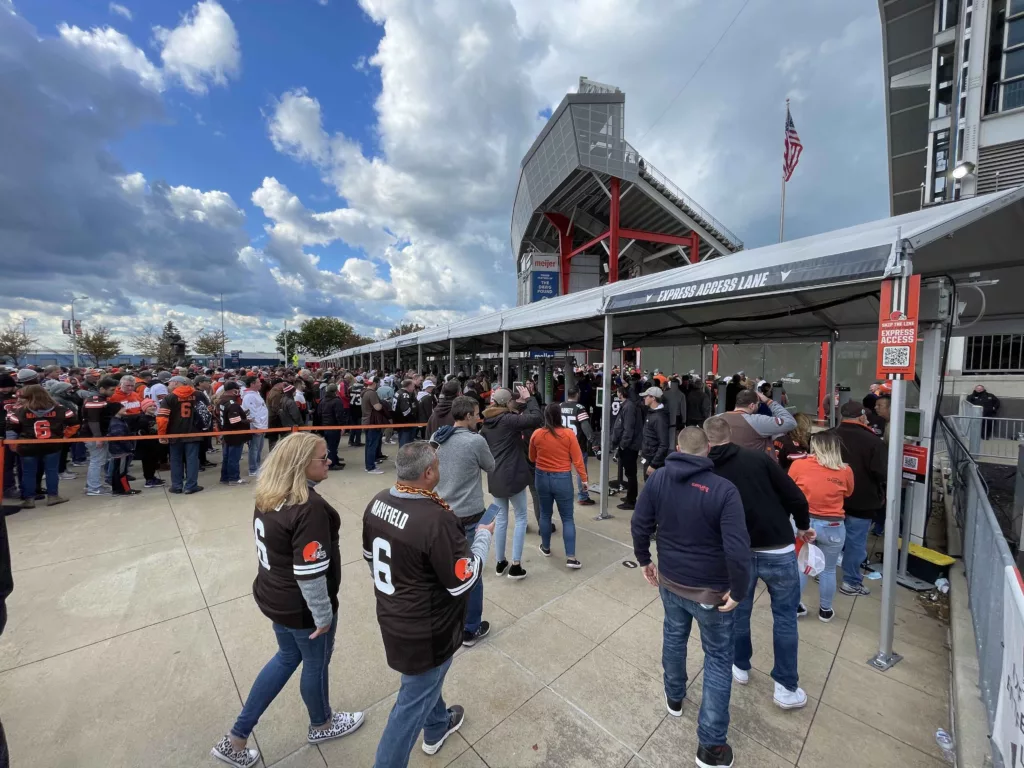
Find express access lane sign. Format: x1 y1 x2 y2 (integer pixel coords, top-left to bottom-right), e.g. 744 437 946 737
876 274 921 380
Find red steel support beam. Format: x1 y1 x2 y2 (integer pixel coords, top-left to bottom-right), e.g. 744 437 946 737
817 342 829 422
609 177 621 283
544 212 574 296
567 231 609 260
690 231 701 263
712 344 719 375
617 228 696 247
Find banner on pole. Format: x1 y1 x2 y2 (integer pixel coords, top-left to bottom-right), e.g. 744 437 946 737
876 274 921 379
62 319 71 335
993 566 1024 766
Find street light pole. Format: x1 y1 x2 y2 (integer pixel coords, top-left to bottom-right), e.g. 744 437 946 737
220 293 226 368
70 295 88 368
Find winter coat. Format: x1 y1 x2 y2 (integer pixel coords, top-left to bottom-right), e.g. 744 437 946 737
836 420 887 518
417 391 437 425
641 406 670 468
318 393 348 427
427 397 455 436
612 397 644 453
479 398 542 498
708 443 810 549
279 394 303 429
664 384 686 425
685 386 712 425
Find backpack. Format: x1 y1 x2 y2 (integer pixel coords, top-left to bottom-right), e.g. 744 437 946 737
194 399 213 432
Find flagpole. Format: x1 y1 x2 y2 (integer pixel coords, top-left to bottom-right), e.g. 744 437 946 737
779 98 789 243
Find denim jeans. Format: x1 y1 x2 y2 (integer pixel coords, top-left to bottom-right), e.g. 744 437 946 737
660 586 735 748
536 470 576 556
842 516 872 589
574 454 589 501
365 428 382 471
86 441 110 493
231 615 337 739
70 441 88 464
20 452 59 498
733 550 801 691
247 434 264 475
2 447 17 496
492 487 528 563
800 518 846 610
398 427 417 448
374 656 454 768
325 431 341 467
168 441 200 492
220 443 243 483
463 523 484 633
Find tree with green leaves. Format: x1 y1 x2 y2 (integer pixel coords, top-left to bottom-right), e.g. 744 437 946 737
193 329 229 359
298 317 356 358
0 322 37 367
74 325 122 366
387 322 425 339
275 329 303 360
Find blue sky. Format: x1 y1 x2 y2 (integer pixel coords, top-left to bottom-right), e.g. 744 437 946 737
0 0 889 352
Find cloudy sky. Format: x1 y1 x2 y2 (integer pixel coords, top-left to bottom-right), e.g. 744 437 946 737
0 0 888 355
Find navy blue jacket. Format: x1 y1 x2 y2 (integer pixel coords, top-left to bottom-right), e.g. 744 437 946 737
631 452 751 601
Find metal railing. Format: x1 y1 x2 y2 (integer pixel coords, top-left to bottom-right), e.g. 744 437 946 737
945 415 1024 461
939 415 1016 766
628 144 744 249
964 334 1024 374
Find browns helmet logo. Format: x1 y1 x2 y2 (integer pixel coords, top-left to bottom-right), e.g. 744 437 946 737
302 541 326 563
454 557 476 581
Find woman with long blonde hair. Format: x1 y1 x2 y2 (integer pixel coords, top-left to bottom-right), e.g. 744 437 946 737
788 430 854 622
211 432 363 768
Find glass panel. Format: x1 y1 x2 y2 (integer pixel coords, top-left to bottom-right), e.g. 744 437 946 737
1009 19 1024 48
1004 78 1024 109
1006 48 1024 79
1011 0 1024 16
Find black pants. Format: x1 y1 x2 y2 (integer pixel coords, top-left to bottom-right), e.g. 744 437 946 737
348 407 363 445
325 431 342 466
111 455 132 494
136 444 161 481
620 448 639 504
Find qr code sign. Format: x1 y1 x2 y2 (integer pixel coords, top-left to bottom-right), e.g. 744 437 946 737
882 346 911 369
902 454 919 471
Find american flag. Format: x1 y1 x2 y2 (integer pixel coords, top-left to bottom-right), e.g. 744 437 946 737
783 103 803 182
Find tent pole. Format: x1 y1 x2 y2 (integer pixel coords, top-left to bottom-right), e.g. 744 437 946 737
596 313 615 521
501 331 510 389
828 332 838 427
417 344 423 376
449 339 456 380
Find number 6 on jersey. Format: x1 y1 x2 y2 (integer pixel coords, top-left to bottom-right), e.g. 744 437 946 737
372 537 395 595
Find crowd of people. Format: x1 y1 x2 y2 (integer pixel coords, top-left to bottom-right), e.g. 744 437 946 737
2 356 903 767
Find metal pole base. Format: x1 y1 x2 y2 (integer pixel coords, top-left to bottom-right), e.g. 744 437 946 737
896 573 934 592
593 512 615 521
868 651 904 671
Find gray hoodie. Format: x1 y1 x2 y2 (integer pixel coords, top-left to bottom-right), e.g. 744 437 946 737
431 425 495 519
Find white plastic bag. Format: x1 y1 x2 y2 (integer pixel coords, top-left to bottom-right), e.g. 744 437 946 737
797 542 826 578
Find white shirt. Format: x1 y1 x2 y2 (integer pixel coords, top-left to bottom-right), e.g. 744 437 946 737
242 389 269 429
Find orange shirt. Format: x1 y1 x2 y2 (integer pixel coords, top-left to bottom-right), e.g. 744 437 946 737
110 388 143 415
529 427 588 481
788 457 854 518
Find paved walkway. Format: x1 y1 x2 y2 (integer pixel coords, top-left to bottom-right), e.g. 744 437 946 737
0 444 950 767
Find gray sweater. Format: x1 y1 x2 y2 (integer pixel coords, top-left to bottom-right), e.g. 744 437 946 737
432 426 495 519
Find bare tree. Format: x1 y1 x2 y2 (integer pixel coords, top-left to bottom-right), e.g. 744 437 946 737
193 328 229 360
0 322 37 367
72 326 122 367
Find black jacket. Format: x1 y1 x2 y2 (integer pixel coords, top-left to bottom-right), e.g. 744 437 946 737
966 390 1000 416
427 397 455 436
394 389 417 425
685 387 712 424
218 395 251 446
836 420 887 518
708 443 810 549
480 398 542 498
641 406 670 468
0 500 11 637
612 397 644 453
279 395 303 428
417 392 437 425
318 393 348 426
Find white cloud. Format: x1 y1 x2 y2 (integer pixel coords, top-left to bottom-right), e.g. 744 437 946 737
109 3 132 21
58 22 164 91
267 88 329 164
154 0 240 94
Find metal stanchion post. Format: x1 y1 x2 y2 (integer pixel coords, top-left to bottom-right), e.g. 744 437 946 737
596 313 614 521
501 331 510 389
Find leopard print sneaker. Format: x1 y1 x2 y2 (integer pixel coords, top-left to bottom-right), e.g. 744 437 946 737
210 735 259 768
307 710 365 743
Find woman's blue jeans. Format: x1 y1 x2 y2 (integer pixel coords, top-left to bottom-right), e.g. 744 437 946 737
20 452 59 498
536 470 576 557
492 488 528 563
800 518 846 610
231 614 337 739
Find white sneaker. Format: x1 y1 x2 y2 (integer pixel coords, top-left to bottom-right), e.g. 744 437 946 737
307 710 364 743
365 468 385 475
210 736 259 767
86 488 112 496
58 471 78 480
732 665 749 685
773 682 807 710
248 472 259 478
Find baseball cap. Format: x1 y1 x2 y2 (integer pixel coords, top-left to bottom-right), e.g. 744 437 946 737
840 401 865 419
639 386 664 398
491 388 514 406
194 375 211 384
423 380 435 390
169 376 190 386
222 381 240 392
157 371 172 382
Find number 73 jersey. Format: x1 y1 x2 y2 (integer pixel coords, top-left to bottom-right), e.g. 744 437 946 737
362 488 481 676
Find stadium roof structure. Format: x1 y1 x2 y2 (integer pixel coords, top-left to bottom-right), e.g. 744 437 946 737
510 79 742 293
321 185 1024 362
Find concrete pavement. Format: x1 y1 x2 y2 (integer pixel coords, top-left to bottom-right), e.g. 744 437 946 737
0 442 951 767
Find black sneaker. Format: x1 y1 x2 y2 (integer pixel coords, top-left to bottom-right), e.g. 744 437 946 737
565 558 582 570
616 501 635 510
507 563 527 580
421 705 465 755
144 478 165 488
462 621 490 647
818 607 835 623
170 488 183 494
538 544 551 557
696 743 734 768
184 486 204 495
495 559 509 576
796 603 808 618
666 695 683 717
578 498 596 506
377 454 389 462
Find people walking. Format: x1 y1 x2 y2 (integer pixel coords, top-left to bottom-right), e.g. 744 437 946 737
317 384 348 471
480 387 542 574
685 377 712 427
559 387 596 507
788 430 854 622
705 416 812 710
211 433 363 768
529 402 587 569
431 396 498 643
611 385 643 511
631 426 751 768
835 401 887 596
639 386 670 479
363 442 494 768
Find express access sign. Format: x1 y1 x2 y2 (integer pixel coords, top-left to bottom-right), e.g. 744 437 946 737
876 274 921 380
